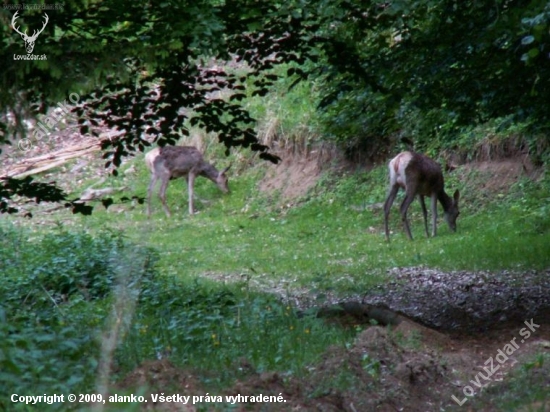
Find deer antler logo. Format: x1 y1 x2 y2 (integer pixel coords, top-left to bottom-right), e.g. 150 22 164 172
11 11 49 54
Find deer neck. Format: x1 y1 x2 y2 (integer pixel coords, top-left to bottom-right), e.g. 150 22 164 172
200 163 220 182
437 189 453 212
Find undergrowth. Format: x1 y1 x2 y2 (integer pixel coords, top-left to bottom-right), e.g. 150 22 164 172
469 353 550 412
0 226 354 411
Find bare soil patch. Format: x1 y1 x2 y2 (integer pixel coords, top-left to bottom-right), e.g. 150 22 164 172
257 140 347 202
115 359 199 411
258 153 323 201
364 267 550 332
459 156 543 196
117 266 550 411
116 319 550 411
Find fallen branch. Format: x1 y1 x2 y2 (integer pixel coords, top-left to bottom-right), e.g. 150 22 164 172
1 130 126 179
1 143 101 178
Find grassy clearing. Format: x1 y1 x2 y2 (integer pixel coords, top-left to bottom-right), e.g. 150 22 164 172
12 142 550 298
66 150 550 291
2 148 549 410
2 70 550 410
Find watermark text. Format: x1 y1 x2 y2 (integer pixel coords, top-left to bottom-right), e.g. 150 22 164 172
452 318 540 406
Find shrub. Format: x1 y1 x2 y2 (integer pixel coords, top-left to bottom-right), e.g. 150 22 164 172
0 226 158 409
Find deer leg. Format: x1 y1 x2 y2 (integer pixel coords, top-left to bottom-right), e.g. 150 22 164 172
431 194 438 237
184 176 201 203
147 175 158 217
419 195 429 238
383 185 399 241
187 173 196 215
158 176 171 217
399 191 417 240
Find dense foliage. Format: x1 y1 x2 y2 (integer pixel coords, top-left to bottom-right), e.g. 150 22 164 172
0 228 147 404
1 0 549 210
1 0 317 160
308 0 550 155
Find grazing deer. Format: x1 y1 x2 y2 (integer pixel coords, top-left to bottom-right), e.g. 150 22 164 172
146 146 231 217
383 151 460 241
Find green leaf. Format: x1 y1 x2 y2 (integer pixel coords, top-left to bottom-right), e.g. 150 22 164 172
169 40 183 50
521 35 535 45
528 48 540 58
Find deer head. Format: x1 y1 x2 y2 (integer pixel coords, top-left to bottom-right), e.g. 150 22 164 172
11 11 49 54
215 165 232 193
443 189 460 232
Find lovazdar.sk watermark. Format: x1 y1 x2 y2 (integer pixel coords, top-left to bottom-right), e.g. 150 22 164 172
7 4 61 60
452 318 540 406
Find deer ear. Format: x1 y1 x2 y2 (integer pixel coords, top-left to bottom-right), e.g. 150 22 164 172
453 189 460 203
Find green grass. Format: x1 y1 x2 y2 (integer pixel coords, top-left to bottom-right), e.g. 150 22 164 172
0 224 356 411
65 153 550 297
468 353 550 411
2 144 549 411
118 281 355 382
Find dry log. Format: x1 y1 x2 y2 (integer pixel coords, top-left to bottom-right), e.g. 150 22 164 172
1 130 126 179
1 142 100 178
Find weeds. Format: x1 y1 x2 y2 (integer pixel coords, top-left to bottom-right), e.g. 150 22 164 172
117 277 354 387
0 227 153 409
0 225 355 411
470 353 550 411
245 65 322 156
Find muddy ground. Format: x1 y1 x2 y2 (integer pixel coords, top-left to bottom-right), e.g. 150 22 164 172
118 266 550 412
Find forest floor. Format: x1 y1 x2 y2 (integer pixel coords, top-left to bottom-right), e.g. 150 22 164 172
118 267 550 412
2 126 549 411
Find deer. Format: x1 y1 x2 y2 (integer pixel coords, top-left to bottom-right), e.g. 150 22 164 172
11 11 49 54
383 151 460 241
146 146 231 217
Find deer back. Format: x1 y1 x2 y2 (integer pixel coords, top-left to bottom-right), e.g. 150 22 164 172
151 146 230 193
158 146 208 178
406 153 445 197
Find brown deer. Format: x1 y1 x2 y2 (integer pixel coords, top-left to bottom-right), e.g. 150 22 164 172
383 151 460 241
146 146 231 217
